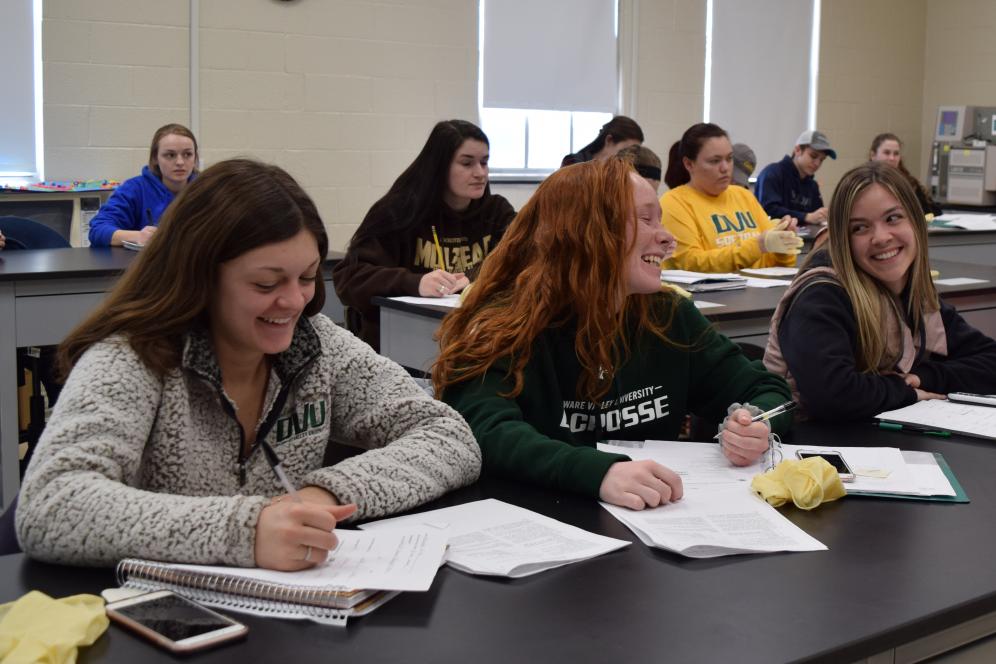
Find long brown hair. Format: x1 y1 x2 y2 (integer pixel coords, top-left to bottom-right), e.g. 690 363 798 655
60 159 328 377
148 123 199 179
825 161 938 372
432 159 678 403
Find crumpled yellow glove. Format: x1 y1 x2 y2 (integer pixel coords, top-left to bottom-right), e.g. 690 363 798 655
762 219 804 255
0 591 108 664
751 456 846 510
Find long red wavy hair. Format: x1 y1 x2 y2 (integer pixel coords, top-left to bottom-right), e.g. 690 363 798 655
432 159 679 403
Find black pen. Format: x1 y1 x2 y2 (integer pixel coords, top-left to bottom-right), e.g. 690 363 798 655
875 421 951 438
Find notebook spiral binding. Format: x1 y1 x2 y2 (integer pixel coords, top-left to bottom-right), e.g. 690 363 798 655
116 559 350 626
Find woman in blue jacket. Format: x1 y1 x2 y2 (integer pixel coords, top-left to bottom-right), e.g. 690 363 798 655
88 123 199 247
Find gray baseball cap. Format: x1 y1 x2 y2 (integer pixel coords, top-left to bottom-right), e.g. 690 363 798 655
795 129 837 159
731 143 756 186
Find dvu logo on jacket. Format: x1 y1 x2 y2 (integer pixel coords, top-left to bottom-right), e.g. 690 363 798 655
710 211 758 234
275 400 327 443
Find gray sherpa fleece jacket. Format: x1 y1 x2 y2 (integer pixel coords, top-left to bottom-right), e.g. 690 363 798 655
16 314 480 567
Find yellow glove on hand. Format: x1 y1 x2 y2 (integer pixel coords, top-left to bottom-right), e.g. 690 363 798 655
762 219 804 255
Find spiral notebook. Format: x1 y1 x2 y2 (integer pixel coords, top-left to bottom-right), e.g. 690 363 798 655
115 529 448 626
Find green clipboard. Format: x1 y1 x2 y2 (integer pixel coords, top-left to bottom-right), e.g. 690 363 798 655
846 452 969 503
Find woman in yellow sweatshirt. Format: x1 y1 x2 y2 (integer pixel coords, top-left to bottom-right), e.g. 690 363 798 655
661 123 802 272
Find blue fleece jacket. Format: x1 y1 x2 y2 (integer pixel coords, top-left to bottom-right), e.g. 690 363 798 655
88 166 193 246
754 155 823 222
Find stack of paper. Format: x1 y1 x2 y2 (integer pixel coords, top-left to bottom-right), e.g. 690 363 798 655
932 213 996 231
778 443 959 499
878 399 996 441
740 267 799 277
660 270 747 292
388 294 461 308
360 499 630 578
597 441 826 558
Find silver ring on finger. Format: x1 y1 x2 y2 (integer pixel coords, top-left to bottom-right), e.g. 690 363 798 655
438 284 445 293
304 545 312 562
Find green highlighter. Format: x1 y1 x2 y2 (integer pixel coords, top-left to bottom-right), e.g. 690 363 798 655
876 422 951 438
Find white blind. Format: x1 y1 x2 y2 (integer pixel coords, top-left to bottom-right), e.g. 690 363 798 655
482 0 617 113
709 0 814 173
0 0 38 176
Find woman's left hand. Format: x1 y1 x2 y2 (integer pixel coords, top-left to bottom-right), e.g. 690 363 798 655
719 408 770 466
0 230 5 250
902 373 921 388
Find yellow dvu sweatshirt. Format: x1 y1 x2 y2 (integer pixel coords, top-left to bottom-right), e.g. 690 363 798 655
660 184 797 272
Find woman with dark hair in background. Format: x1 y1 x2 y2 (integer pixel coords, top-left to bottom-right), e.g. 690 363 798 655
561 115 644 167
18 159 480 569
868 133 943 217
88 123 200 247
660 123 802 272
333 119 515 350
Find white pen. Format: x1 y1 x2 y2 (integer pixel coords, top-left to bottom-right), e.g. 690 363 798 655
714 401 797 439
260 440 302 503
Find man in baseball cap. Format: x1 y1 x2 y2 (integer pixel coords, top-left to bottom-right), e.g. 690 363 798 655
754 129 836 225
731 143 757 188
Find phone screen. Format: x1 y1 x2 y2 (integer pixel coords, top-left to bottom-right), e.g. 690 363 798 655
797 452 852 474
112 594 237 642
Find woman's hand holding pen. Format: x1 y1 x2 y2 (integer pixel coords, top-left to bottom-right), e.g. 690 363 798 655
418 269 469 297
599 460 683 511
254 501 357 571
719 408 770 466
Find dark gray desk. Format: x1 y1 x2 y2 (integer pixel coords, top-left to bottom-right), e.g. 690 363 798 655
2 425 996 663
800 224 996 267
376 258 996 372
0 247 345 508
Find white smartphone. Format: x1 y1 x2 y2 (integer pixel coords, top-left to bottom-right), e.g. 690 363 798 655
105 590 247 653
948 392 996 407
795 449 855 482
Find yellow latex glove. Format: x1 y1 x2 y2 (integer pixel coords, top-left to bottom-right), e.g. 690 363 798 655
0 591 108 664
762 219 804 255
751 456 846 510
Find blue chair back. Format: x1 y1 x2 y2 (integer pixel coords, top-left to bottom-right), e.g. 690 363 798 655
0 216 71 250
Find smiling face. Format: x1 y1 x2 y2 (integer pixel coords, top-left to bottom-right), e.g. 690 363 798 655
209 229 320 363
871 139 902 169
624 173 676 295
444 139 489 211
793 145 828 178
155 133 197 193
848 183 916 295
684 136 733 197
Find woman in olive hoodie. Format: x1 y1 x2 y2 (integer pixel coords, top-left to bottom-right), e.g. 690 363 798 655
434 159 792 511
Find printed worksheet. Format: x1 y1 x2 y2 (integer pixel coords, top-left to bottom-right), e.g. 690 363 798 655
361 499 629 578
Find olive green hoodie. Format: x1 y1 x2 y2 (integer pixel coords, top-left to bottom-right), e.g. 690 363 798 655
444 296 792 498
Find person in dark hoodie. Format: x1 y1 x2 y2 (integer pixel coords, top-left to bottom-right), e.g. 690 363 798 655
754 129 835 226
333 119 515 350
764 161 996 421
88 123 199 247
433 159 792 510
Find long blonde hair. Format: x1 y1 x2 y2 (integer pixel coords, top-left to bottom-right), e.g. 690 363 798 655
432 159 679 403
825 161 938 372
